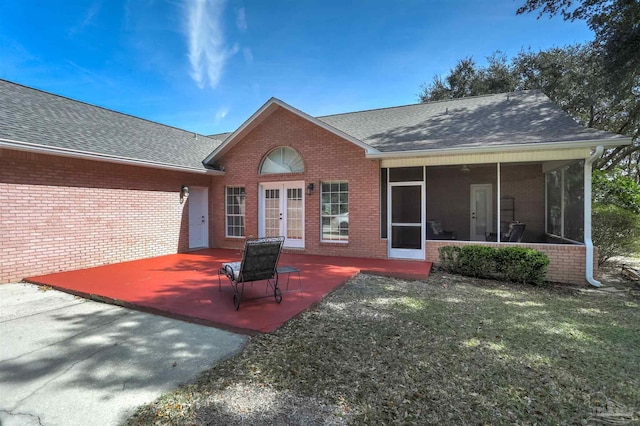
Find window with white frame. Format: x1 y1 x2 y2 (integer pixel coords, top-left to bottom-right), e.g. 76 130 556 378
321 182 348 242
226 187 246 237
260 147 304 174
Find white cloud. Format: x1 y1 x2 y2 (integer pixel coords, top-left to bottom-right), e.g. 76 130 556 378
236 7 247 32
69 1 101 36
214 106 229 124
185 0 236 89
242 47 253 63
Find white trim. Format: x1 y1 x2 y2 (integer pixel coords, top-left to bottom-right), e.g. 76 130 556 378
0 138 222 175
258 180 305 249
320 180 350 244
497 163 501 244
585 146 604 287
367 137 632 160
224 186 246 238
388 180 425 260
204 98 380 164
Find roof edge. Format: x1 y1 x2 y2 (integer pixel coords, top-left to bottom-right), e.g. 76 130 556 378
365 137 632 159
203 98 380 164
0 138 224 175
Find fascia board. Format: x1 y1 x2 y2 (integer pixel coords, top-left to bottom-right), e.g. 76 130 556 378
202 98 379 165
0 138 223 175
365 137 632 160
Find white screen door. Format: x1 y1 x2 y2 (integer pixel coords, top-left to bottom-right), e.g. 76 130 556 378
470 184 493 241
188 187 209 249
388 182 425 259
259 181 304 248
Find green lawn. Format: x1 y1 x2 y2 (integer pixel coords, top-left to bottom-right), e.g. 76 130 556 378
128 273 640 425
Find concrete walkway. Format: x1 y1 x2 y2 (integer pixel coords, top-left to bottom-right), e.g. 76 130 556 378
0 283 247 426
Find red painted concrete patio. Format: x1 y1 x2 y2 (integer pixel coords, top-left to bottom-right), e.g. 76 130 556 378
25 249 431 334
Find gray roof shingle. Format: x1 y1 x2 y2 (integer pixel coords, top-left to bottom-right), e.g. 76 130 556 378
1 81 626 170
318 90 625 152
0 79 224 170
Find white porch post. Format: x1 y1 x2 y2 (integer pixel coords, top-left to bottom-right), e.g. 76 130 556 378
585 146 604 287
497 162 501 243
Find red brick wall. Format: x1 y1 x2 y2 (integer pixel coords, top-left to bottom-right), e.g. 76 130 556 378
425 240 597 285
0 149 212 283
211 107 387 259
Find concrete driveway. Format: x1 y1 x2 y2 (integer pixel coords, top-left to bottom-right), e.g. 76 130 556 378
0 283 247 426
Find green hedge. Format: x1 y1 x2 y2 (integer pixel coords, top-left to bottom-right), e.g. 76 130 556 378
438 245 549 285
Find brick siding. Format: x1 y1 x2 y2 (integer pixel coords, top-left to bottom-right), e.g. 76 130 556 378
211 107 387 259
0 149 212 283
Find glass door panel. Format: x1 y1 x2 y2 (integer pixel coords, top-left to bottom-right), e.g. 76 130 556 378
260 182 305 248
389 183 424 259
264 189 281 237
286 188 303 243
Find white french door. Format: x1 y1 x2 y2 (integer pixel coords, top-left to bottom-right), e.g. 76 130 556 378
470 184 493 241
259 181 305 249
388 181 425 260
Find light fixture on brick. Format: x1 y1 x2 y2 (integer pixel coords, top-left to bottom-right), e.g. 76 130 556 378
181 185 190 203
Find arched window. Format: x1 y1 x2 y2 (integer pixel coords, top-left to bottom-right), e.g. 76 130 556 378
259 147 304 174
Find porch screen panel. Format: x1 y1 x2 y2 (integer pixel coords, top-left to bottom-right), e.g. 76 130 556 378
391 185 422 250
545 160 584 242
380 168 388 239
546 170 562 236
389 167 423 182
564 162 584 241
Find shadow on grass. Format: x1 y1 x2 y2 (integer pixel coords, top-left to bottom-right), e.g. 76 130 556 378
127 273 640 425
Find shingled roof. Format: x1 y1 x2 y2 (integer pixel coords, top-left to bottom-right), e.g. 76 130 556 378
1 80 627 170
0 79 224 171
318 90 626 153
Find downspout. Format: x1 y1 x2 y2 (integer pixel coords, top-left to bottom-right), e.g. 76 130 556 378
585 146 604 287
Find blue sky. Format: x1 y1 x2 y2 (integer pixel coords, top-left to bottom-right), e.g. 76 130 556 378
0 0 593 135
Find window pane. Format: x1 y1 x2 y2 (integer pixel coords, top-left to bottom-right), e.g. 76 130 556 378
260 147 304 174
226 186 245 237
321 181 349 242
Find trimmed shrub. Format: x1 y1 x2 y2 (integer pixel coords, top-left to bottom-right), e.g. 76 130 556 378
438 246 461 273
438 245 549 285
592 203 640 265
456 245 497 278
495 247 549 285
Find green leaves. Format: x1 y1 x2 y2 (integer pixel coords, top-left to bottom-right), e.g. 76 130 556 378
438 245 550 285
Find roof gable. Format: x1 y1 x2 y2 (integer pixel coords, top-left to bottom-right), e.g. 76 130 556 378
203 98 379 165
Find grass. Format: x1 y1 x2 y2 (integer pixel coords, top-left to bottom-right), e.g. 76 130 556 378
127 272 640 425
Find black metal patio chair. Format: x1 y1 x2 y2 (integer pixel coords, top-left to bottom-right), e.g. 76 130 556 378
504 222 526 242
218 236 285 310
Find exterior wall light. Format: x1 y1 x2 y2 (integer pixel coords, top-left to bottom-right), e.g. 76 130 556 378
306 183 314 195
181 185 190 203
